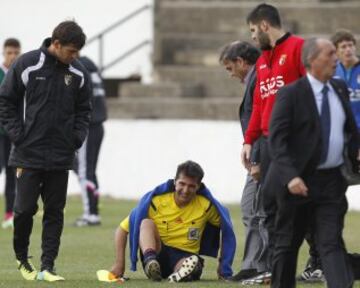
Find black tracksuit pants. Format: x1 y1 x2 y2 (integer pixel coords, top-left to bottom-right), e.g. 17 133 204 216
259 136 277 271
0 133 16 214
74 123 104 216
13 169 68 270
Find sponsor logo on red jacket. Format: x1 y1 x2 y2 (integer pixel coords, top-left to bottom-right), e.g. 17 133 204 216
260 76 285 99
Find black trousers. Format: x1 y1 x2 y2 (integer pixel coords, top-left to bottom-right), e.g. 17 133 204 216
303 223 322 269
0 133 16 214
271 168 354 288
74 123 104 216
259 136 277 270
13 169 68 270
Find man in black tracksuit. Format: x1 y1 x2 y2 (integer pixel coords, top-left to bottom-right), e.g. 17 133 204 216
74 56 107 226
0 21 91 282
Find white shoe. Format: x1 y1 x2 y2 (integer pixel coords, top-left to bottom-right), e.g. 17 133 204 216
168 255 199 282
74 214 101 227
2 214 13 229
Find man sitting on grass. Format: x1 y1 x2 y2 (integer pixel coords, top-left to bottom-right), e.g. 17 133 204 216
108 160 236 282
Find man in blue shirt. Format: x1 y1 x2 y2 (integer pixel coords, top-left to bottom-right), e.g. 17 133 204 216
332 29 360 130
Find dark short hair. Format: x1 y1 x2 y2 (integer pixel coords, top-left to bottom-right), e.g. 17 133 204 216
246 3 282 28
51 21 86 50
219 41 260 65
331 29 356 49
175 160 204 183
3 38 21 49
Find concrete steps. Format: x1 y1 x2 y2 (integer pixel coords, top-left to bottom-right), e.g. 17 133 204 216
110 0 359 120
159 0 334 2
155 0 360 66
154 33 237 65
120 82 205 99
107 96 242 120
156 1 360 35
153 66 244 98
115 67 245 120
156 32 360 65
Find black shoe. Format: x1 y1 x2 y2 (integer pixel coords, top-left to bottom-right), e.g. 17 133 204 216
297 268 324 282
297 257 324 282
228 269 258 282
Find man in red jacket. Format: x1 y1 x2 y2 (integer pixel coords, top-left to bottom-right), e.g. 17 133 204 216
240 3 305 285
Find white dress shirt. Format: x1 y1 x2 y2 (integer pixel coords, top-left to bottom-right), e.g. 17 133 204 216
307 73 346 169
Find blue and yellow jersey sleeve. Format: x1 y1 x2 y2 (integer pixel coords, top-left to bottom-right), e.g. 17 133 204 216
118 202 157 233
205 202 221 227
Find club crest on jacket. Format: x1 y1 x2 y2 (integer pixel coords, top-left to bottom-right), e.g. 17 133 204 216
279 54 287 66
64 74 72 86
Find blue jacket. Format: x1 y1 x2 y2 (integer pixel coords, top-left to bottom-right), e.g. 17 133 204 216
334 60 360 130
128 180 236 278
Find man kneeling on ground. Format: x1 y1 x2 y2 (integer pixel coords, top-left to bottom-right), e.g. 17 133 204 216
108 160 236 282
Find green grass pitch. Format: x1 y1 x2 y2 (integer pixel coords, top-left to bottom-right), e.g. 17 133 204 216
0 196 359 287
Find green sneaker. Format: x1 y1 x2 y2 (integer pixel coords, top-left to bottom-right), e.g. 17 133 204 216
16 258 37 281
37 269 65 282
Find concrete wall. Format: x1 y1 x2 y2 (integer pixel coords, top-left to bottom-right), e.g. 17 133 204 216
2 120 359 210
0 0 153 79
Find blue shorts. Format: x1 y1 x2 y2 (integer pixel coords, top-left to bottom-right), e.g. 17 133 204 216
141 243 194 278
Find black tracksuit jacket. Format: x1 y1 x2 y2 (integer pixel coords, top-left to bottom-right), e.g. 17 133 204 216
0 38 91 170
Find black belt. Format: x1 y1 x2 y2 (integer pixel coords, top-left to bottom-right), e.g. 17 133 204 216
314 166 341 176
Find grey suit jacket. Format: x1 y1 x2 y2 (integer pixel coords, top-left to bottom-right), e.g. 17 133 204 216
239 67 260 163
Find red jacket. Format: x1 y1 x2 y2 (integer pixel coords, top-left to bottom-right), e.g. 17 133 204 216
244 33 305 144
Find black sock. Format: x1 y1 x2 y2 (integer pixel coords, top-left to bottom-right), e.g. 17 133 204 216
143 248 157 263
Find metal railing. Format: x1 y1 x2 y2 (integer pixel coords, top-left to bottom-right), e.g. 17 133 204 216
86 4 152 73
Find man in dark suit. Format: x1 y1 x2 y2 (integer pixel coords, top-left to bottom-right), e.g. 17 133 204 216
266 37 359 288
219 41 270 282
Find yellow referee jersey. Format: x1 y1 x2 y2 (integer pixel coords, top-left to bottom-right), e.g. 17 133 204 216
119 192 220 254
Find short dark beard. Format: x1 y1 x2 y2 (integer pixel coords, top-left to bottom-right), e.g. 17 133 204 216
258 30 272 50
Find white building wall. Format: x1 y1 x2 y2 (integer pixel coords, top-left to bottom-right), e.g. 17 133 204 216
3 120 358 210
0 0 153 79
